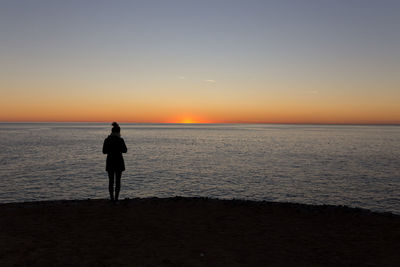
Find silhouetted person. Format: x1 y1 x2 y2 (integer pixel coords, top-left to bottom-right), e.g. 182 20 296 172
103 122 127 202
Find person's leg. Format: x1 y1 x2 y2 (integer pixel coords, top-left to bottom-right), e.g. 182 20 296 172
108 171 115 201
115 171 122 201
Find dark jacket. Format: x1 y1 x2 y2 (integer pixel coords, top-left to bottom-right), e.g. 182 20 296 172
103 135 127 172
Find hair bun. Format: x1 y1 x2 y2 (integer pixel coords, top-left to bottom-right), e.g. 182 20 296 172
112 122 119 127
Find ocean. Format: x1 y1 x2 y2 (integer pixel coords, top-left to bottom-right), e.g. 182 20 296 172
0 123 399 214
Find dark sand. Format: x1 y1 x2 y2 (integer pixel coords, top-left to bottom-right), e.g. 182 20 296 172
0 198 399 266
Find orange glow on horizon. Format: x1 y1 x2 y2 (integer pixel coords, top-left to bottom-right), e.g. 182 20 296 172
1 110 400 125
180 118 196 124
165 115 212 124
0 97 399 125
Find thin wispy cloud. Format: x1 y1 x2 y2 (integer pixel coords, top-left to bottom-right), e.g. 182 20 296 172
177 76 185 80
204 79 216 83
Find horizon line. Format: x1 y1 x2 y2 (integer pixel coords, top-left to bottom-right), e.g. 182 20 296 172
1 121 399 126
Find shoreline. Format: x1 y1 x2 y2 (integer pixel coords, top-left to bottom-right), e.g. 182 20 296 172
2 197 398 217
1 196 399 215
1 197 399 266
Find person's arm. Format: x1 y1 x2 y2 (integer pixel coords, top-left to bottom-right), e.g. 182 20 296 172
121 139 127 153
102 139 108 154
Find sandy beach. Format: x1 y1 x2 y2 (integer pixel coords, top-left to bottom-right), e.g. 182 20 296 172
0 197 399 266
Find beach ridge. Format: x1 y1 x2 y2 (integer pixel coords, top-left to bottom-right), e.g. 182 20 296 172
1 197 399 266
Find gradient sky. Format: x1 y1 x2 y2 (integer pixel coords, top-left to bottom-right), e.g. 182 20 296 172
1 0 399 123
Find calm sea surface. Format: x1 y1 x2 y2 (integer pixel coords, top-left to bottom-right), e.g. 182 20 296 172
0 123 399 214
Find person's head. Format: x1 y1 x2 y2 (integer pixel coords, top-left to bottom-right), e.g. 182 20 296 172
111 122 120 134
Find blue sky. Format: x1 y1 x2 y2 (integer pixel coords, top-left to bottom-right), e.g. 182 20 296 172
1 0 399 123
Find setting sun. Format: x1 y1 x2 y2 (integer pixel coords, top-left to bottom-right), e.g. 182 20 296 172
180 118 196 124
165 114 212 124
